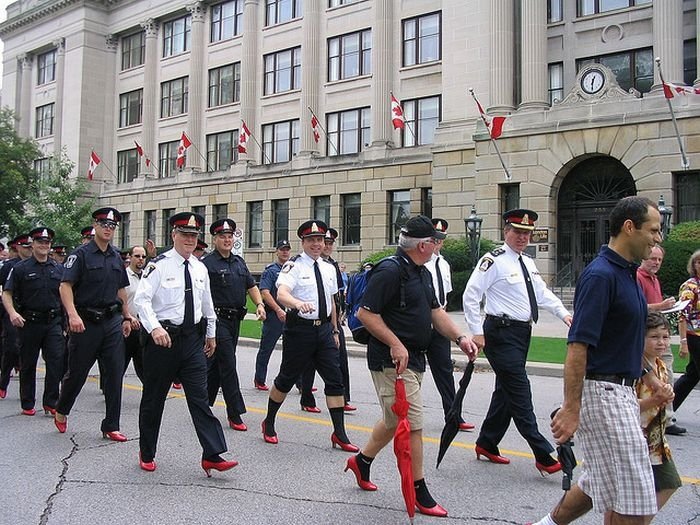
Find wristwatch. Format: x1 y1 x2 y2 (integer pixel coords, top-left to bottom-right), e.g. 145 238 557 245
332 329 340 335
455 335 467 345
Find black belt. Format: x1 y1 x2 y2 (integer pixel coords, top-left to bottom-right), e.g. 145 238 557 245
23 308 62 322
160 319 204 336
214 306 246 321
485 314 532 328
293 317 331 327
585 374 637 387
78 304 120 323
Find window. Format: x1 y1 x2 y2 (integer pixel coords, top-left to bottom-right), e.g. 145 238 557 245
213 204 228 221
389 190 411 244
158 141 180 178
684 40 697 87
548 63 564 104
548 0 562 23
162 209 175 247
161 77 189 117
312 196 331 225
578 0 650 16
328 29 371 81
34 158 52 180
117 149 140 183
342 193 361 245
402 96 440 147
578 48 653 94
209 63 241 107
119 89 143 127
207 130 238 171
247 201 263 248
211 0 244 42
500 183 520 218
327 107 370 155
144 210 157 244
329 0 359 6
675 171 700 223
272 199 289 245
37 50 56 85
421 188 432 217
262 119 300 164
121 31 145 70
265 0 302 26
120 212 131 250
192 205 206 241
264 47 301 95
402 12 441 67
35 104 54 138
163 15 191 57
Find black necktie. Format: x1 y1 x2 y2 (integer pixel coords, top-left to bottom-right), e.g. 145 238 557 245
435 256 445 306
518 255 538 323
183 259 194 327
313 261 328 320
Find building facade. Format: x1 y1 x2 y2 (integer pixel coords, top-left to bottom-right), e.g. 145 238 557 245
1 0 698 281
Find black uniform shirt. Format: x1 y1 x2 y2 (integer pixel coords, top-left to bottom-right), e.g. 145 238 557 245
0 257 19 287
5 256 63 312
201 251 254 308
62 240 128 308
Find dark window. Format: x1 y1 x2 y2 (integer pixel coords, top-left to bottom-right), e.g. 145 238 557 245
211 0 244 42
272 199 289 245
578 48 653 94
578 0 650 16
264 47 301 95
248 201 263 248
37 50 56 85
144 210 157 244
120 212 131 251
549 63 564 104
213 204 228 221
389 190 411 244
209 63 241 107
192 205 206 241
402 12 441 67
675 171 700 224
313 196 331 225
684 40 697 87
34 158 52 180
158 141 180 178
161 77 189 117
500 183 520 217
342 193 361 245
35 103 54 138
163 15 191 57
329 0 359 5
548 0 563 22
121 31 145 70
401 96 440 147
265 0 302 26
162 208 175 247
421 188 432 217
328 29 371 81
117 149 140 183
206 130 238 171
327 107 370 155
262 120 300 164
119 89 143 127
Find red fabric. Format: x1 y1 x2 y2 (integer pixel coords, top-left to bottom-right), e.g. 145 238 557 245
87 151 101 180
238 121 251 153
391 93 405 130
663 81 700 99
176 132 191 168
311 115 320 143
392 376 415 520
475 96 507 139
134 141 144 157
636 268 663 304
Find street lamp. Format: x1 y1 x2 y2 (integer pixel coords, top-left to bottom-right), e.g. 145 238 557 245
658 194 672 239
464 205 483 269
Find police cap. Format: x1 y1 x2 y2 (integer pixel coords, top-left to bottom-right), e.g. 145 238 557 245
29 227 55 242
210 218 236 236
92 207 122 225
170 212 204 233
401 215 446 240
431 218 449 234
276 239 291 250
503 209 538 231
297 220 328 239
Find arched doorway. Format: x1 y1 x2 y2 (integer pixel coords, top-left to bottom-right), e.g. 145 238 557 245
557 156 636 281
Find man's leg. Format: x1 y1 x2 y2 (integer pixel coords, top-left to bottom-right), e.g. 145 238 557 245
255 315 283 385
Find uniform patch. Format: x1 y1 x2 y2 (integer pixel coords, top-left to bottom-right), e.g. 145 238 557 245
281 262 294 274
143 264 157 278
64 255 77 269
479 257 495 272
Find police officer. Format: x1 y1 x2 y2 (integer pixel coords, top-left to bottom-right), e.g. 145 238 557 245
254 239 292 391
54 207 132 441
2 227 65 415
194 239 208 259
123 245 147 382
425 219 474 430
134 212 237 476
261 220 357 452
463 209 571 474
80 226 95 245
202 218 266 432
50 245 68 265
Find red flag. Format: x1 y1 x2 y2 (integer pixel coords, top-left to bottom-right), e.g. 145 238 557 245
663 81 700 99
87 151 101 180
176 132 191 168
311 115 320 143
474 97 506 139
145 158 151 167
134 140 144 157
390 93 405 130
238 120 251 154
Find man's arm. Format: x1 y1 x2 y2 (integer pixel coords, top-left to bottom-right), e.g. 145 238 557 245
60 281 85 333
357 308 409 373
551 342 587 443
117 287 132 337
247 285 266 321
2 290 24 328
261 288 286 322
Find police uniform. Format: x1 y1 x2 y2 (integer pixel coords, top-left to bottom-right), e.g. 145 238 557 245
3 228 65 413
463 209 570 467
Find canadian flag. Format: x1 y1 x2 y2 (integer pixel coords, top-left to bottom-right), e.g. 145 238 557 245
311 115 320 143
134 140 144 157
390 93 405 130
474 97 506 139
176 132 191 168
663 81 700 99
87 151 101 180
238 120 251 154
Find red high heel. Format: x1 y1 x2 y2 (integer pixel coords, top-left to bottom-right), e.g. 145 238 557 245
536 459 562 476
0 388 6 399
201 458 238 478
475 445 510 464
172 383 182 390
43 405 56 416
331 433 359 453
139 453 156 472
54 413 67 433
343 403 357 412
458 421 475 431
261 421 278 444
22 408 36 416
344 456 377 491
228 419 247 432
416 502 448 517
253 380 269 391
103 431 128 442
301 405 321 413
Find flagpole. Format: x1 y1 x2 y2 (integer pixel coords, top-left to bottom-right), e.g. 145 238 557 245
655 57 690 170
390 91 418 146
307 106 339 156
468 88 512 181
247 131 272 165
186 139 210 170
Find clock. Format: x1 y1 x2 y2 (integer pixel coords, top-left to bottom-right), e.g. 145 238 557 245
581 68 605 95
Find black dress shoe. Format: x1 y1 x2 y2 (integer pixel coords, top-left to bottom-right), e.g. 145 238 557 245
665 424 687 436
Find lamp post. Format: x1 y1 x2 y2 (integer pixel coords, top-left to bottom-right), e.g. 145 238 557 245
464 205 483 270
658 194 672 239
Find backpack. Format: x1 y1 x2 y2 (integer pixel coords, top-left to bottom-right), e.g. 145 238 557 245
345 256 407 344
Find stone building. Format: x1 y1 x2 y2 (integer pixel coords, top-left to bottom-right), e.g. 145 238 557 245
1 0 698 281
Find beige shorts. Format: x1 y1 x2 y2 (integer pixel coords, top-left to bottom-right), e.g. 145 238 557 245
370 368 423 431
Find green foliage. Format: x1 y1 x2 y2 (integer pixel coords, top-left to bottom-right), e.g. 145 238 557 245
361 247 396 268
0 107 42 237
657 239 697 297
666 221 700 242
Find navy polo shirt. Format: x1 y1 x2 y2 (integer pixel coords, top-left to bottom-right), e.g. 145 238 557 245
62 241 129 308
259 262 283 301
5 256 63 311
201 251 254 309
568 245 647 378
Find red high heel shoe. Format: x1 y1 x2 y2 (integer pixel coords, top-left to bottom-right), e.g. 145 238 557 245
416 502 448 518
301 405 321 413
54 414 67 433
475 445 510 464
172 383 182 390
22 408 36 416
139 453 156 472
43 405 56 416
458 421 475 431
331 433 359 453
228 418 248 432
253 380 269 391
103 431 128 442
0 388 6 399
261 421 278 444
536 459 562 476
343 403 357 412
344 456 377 491
201 458 238 478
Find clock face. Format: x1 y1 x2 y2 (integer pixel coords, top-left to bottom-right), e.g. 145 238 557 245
581 69 605 94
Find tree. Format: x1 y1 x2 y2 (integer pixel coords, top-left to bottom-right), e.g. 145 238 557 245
0 107 42 237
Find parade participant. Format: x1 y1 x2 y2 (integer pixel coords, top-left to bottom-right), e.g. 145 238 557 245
134 212 237 476
254 240 292 391
261 220 356 451
194 239 208 259
463 209 570 473
1 228 64 416
347 215 478 518
123 245 147 382
50 246 67 265
425 218 474 431
80 226 94 245
202 218 266 432
54 207 132 441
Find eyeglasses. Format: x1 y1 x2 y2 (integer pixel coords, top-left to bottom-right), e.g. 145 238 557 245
132 254 146 258
97 221 117 230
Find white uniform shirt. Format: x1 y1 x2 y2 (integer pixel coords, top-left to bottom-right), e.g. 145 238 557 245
462 243 570 335
125 266 141 318
425 252 453 309
276 251 338 320
134 249 217 338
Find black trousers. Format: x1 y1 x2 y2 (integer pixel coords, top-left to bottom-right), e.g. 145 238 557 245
0 315 20 391
139 328 227 462
476 317 554 458
56 315 125 432
673 332 700 412
124 330 144 382
426 328 459 421
299 328 351 406
207 317 246 419
19 317 65 410
255 312 284 384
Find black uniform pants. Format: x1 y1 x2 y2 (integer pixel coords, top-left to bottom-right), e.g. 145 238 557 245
0 315 20 391
476 317 554 458
139 328 226 462
19 317 65 410
123 330 144 382
56 315 125 432
673 332 700 411
207 317 246 419
298 328 351 406
426 328 459 421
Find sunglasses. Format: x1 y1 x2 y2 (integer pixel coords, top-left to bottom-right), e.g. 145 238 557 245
98 221 118 230
132 254 147 258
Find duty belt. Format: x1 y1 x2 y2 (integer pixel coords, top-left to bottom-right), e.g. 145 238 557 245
23 308 62 322
214 306 247 321
585 373 637 387
485 314 532 328
293 317 331 327
77 304 121 323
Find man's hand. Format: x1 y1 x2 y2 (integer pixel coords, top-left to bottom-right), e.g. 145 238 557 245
457 335 479 361
9 312 25 328
659 297 676 310
121 319 132 338
151 327 171 348
68 313 85 334
551 405 579 444
473 335 485 349
256 303 267 321
390 342 410 374
145 239 157 258
563 315 573 327
276 309 287 322
204 337 216 357
296 301 315 314
130 317 141 331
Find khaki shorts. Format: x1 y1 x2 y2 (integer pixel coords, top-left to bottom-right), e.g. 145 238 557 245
370 368 423 431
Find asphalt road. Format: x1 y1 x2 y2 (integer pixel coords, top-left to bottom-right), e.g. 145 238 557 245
1 342 698 525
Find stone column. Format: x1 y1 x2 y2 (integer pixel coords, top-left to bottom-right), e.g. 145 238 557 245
52 38 66 154
186 1 205 171
652 0 683 86
519 0 547 110
298 0 321 156
240 0 260 163
17 54 33 137
370 0 393 147
140 19 158 175
104 35 118 177
489 0 514 112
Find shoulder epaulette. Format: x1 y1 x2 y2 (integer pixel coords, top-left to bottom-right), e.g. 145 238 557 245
490 248 506 257
264 262 277 269
289 254 301 262
150 254 167 263
521 251 533 258
143 253 166 278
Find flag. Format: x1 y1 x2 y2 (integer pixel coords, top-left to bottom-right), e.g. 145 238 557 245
176 132 191 168
238 121 251 154
87 151 101 180
662 81 700 99
390 93 405 130
134 140 144 157
474 97 506 139
145 158 151 167
311 115 320 143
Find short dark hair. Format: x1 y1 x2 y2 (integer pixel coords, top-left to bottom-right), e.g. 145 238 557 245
609 196 657 237
129 245 145 256
646 311 670 333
